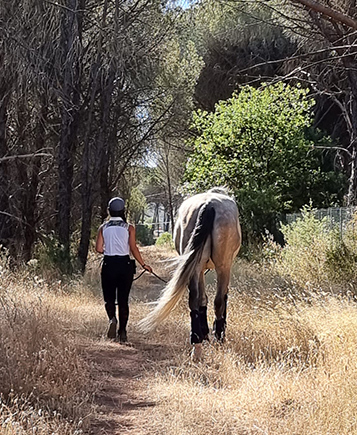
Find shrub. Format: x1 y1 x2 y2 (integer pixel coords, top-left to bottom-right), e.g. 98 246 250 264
184 82 346 239
33 233 76 275
155 232 174 249
271 207 357 293
325 214 357 289
135 224 155 246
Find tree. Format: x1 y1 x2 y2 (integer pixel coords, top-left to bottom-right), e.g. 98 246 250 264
143 26 203 232
57 0 84 272
0 1 58 261
275 0 357 205
178 1 297 111
0 0 202 270
127 187 147 225
222 0 357 205
184 82 346 237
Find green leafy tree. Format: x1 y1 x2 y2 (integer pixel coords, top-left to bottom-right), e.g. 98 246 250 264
127 187 147 225
184 82 346 238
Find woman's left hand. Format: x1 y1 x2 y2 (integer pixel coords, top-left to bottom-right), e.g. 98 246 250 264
142 264 152 273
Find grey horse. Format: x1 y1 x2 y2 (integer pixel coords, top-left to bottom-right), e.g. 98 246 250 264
139 188 241 356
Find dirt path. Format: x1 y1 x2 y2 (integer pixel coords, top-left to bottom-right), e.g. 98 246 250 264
86 247 177 435
87 337 155 435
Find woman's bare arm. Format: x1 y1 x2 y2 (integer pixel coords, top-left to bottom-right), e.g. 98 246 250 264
95 226 104 254
128 225 152 272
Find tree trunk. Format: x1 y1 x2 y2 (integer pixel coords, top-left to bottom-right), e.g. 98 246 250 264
78 63 115 272
164 149 175 234
77 0 112 272
343 56 357 205
0 89 12 245
77 195 92 272
57 0 83 272
22 101 48 262
291 0 357 30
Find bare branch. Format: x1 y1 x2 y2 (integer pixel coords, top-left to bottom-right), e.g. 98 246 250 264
313 145 352 158
0 153 52 163
230 43 357 76
290 0 357 30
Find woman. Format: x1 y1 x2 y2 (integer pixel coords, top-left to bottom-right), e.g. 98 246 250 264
96 197 152 342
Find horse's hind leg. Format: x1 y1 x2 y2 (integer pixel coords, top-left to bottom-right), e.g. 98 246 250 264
198 271 209 340
213 267 230 341
189 276 204 344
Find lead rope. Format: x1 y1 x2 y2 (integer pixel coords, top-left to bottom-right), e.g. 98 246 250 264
150 270 168 284
135 268 210 284
133 269 146 281
133 268 168 284
95 257 167 284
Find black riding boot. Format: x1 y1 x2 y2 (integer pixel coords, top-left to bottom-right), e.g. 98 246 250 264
213 317 226 342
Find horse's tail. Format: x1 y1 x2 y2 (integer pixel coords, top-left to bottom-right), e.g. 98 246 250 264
138 204 215 332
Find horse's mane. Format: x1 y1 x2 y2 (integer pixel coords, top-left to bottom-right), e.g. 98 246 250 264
207 186 234 198
180 186 235 204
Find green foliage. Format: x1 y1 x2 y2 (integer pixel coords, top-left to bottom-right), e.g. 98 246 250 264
135 224 155 246
275 207 333 286
270 208 357 292
152 27 204 137
185 0 296 110
184 82 346 237
127 187 147 224
155 232 174 249
34 234 74 274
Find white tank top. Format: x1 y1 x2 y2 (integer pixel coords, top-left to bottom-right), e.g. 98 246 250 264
102 217 130 256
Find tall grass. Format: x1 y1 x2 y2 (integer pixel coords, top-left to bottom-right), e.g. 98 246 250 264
0 263 103 435
134 277 357 435
3 209 357 434
266 207 357 294
127 212 357 435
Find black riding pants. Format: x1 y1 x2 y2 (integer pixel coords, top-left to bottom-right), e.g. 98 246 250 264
101 255 134 332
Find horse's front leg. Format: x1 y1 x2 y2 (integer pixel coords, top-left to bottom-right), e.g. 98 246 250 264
213 267 230 342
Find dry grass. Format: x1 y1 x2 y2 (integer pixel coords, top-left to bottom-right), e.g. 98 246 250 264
3 247 357 434
130 257 357 435
0 266 104 435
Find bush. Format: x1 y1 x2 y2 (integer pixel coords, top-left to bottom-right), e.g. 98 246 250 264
135 224 155 246
33 234 75 275
184 82 346 239
325 215 357 288
270 207 357 292
155 232 174 249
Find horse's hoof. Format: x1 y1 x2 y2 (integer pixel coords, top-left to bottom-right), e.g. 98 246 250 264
214 336 225 344
191 343 203 362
